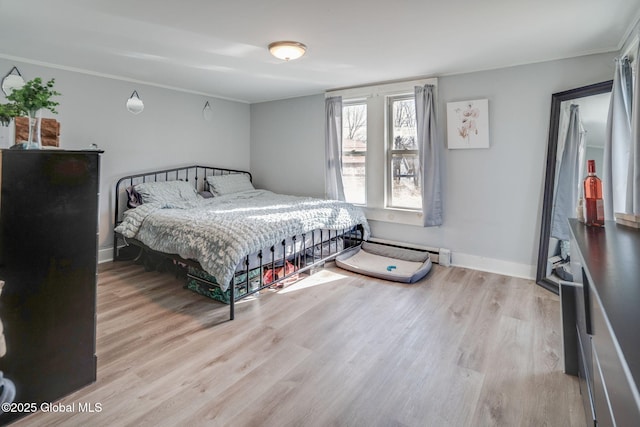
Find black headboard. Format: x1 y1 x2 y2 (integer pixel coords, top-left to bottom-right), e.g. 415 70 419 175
114 165 252 226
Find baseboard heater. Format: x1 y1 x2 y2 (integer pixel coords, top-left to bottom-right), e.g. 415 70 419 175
366 237 451 267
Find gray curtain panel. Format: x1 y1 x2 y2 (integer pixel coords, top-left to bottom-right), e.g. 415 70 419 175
629 42 640 214
415 85 442 226
325 96 345 201
603 56 633 220
551 104 584 240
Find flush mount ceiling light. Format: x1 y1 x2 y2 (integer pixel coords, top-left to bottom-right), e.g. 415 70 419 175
268 41 307 61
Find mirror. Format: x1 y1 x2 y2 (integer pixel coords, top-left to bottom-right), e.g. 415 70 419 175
126 90 144 115
536 80 613 293
1 67 24 96
202 101 213 122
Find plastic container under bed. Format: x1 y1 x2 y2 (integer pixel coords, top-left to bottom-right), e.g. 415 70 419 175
335 241 432 283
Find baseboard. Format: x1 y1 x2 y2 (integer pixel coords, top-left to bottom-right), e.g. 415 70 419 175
99 245 536 280
367 237 448 265
450 252 535 280
98 247 114 264
367 238 533 279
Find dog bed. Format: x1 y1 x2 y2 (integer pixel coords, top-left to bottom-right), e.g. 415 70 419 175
336 241 432 283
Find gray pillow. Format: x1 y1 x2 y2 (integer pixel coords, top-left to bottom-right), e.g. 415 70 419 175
206 173 254 196
135 180 199 204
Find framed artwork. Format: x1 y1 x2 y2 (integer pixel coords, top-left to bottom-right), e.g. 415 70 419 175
446 99 490 149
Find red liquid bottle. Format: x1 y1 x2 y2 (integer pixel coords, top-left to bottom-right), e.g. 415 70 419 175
584 160 604 227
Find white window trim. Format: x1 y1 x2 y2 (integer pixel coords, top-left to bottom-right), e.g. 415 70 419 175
326 78 437 99
363 206 424 226
327 77 437 226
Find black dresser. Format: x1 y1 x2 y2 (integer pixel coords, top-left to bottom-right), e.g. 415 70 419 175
0 149 101 425
562 219 640 426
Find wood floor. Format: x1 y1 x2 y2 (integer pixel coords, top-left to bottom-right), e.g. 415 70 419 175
13 261 586 427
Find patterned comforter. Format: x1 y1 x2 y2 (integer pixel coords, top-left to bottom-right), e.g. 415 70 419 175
115 190 370 290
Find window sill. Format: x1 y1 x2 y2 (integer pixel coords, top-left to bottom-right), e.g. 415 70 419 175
362 207 423 226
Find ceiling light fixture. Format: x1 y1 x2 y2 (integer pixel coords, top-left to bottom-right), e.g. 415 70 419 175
268 41 307 61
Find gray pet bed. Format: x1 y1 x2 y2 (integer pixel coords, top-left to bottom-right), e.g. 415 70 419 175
336 241 432 283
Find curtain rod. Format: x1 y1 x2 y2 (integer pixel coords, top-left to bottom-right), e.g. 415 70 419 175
621 33 639 63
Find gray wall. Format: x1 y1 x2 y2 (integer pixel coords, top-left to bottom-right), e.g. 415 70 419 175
1 52 617 274
251 94 325 198
250 53 617 277
0 58 251 259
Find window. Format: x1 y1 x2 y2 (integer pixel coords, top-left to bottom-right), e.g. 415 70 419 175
342 101 367 205
388 95 420 209
329 78 436 225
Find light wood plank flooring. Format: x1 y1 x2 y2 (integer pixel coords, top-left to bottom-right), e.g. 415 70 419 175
13 261 586 426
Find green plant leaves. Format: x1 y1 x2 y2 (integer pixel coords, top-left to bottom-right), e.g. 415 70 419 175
6 77 61 116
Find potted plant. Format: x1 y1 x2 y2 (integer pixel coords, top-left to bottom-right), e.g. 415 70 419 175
6 77 60 149
0 103 18 127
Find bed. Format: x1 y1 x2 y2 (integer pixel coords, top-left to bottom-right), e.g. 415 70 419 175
113 165 369 320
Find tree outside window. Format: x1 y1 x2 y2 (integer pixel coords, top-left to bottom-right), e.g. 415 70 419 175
388 96 421 209
342 102 367 205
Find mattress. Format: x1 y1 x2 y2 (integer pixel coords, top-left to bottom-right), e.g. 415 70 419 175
115 189 369 290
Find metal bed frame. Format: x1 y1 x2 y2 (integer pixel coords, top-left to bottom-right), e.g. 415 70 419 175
113 165 365 320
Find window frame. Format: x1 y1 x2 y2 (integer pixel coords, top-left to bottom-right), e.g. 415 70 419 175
327 77 437 226
386 93 420 210
341 99 368 206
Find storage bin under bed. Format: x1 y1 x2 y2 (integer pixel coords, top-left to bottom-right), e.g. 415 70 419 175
186 236 346 304
186 266 262 304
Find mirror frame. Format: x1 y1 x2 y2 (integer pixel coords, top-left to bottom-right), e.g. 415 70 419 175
536 80 613 294
1 66 25 96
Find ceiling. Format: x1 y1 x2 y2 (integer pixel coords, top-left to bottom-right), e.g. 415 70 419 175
1 0 638 104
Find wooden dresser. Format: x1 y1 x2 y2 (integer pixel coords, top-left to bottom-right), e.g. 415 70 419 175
561 219 640 426
0 149 101 425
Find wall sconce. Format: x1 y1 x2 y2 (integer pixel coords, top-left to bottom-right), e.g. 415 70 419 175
126 90 144 115
2 66 25 96
202 101 213 121
268 41 307 61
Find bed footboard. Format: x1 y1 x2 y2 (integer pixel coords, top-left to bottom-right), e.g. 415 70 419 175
115 225 364 320
112 165 365 321
225 225 365 319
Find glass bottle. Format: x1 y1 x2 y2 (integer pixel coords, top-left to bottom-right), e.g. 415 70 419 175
583 160 604 227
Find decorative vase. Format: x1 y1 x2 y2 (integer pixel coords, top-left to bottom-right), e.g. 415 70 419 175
1 119 15 149
24 109 42 149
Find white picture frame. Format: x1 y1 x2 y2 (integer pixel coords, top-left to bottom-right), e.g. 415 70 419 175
446 99 490 149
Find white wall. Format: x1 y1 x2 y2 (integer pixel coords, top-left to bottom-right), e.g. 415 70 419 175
0 59 251 260
250 53 617 278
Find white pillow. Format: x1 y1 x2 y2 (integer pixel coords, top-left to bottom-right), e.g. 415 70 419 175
135 180 199 204
206 173 254 196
